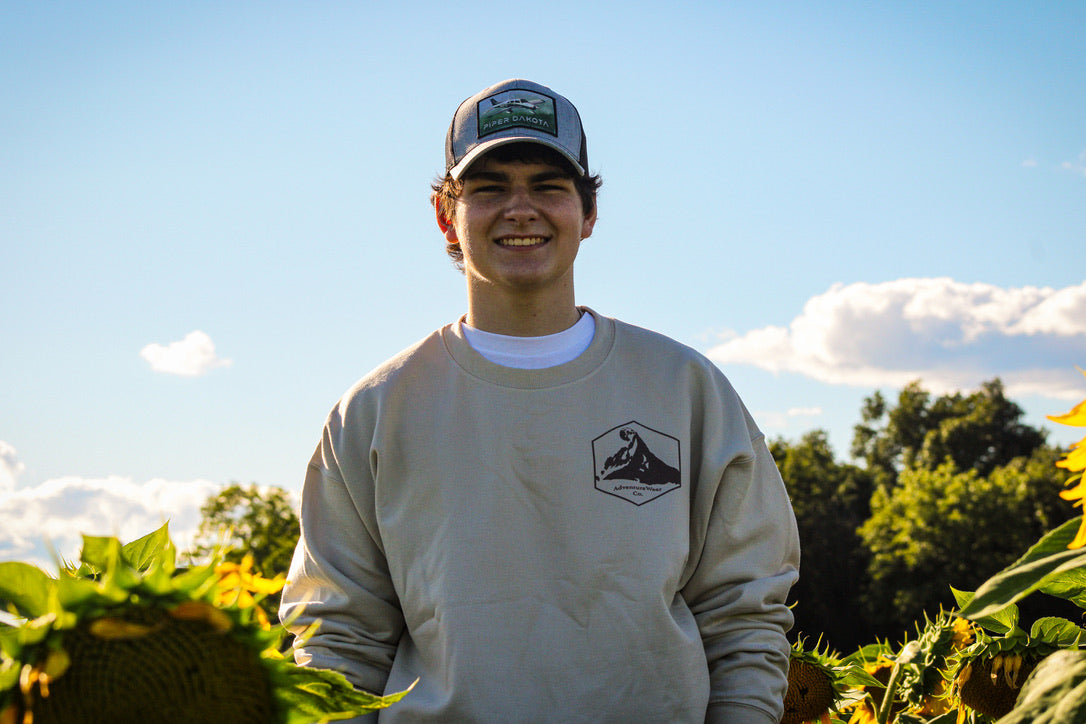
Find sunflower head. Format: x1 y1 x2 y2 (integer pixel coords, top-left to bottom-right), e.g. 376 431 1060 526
948 593 1078 722
783 637 880 724
893 610 976 716
0 524 411 724
953 648 1041 720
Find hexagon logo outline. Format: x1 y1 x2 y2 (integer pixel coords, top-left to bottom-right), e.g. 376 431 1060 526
592 421 682 506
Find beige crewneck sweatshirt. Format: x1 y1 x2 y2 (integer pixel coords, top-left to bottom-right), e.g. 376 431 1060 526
282 309 800 723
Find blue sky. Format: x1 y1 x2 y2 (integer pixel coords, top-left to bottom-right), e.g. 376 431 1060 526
3 1 1084 566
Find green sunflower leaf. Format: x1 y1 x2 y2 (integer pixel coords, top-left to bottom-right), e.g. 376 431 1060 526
55 574 118 612
120 523 174 571
1030 617 1086 648
959 518 1086 620
272 665 415 724
953 587 1019 634
77 533 122 575
0 561 54 618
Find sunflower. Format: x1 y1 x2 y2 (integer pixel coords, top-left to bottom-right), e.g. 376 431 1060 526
0 525 412 724
948 603 1079 722
954 651 1040 720
895 611 975 717
1046 368 1086 549
782 638 880 724
213 554 285 629
841 645 894 724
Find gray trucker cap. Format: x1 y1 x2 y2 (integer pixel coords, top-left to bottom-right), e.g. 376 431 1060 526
444 79 589 180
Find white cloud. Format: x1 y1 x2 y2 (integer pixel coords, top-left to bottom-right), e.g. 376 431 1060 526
0 441 24 496
750 407 825 434
707 278 1086 400
0 475 224 569
1061 150 1086 177
140 330 232 377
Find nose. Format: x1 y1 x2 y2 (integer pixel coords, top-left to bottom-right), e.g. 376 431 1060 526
503 185 538 222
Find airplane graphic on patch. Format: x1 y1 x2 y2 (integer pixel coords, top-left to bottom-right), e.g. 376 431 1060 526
487 96 547 114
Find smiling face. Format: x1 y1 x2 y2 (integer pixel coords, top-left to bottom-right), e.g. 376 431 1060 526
440 154 596 332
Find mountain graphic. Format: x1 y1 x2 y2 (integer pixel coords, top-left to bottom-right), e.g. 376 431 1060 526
596 427 680 487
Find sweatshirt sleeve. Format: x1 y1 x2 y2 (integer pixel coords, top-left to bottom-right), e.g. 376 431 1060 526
279 427 405 697
682 428 800 724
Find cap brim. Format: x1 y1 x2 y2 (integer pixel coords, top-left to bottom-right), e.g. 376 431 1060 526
449 136 587 180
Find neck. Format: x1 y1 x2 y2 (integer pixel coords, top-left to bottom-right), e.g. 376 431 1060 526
465 286 580 337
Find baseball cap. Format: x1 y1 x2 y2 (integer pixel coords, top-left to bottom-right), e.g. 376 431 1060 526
445 79 589 180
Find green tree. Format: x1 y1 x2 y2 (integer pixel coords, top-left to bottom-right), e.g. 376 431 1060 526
189 483 300 616
851 378 1046 488
917 379 1047 476
857 446 1074 639
771 431 875 650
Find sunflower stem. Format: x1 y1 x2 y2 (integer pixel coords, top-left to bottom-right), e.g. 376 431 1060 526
876 641 921 724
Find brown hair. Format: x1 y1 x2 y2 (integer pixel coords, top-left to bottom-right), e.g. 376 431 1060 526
430 142 602 270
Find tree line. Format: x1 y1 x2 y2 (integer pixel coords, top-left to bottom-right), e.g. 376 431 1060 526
776 378 1077 651
190 377 1079 653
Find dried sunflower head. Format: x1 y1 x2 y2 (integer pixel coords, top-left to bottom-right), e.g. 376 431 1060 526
949 590 1085 722
783 638 880 724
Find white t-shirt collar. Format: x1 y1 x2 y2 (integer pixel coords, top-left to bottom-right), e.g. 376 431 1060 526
460 311 596 369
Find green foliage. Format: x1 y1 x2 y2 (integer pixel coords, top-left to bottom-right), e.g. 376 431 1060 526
958 517 1086 620
773 377 1072 648
189 482 300 625
771 430 874 650
857 450 1073 637
851 379 1046 487
190 482 300 578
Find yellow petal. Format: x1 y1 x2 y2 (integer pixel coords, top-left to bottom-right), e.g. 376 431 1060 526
1048 399 1086 427
215 561 243 576
1070 517 1086 550
169 600 233 633
1056 443 1086 472
246 574 286 595
88 617 161 640
217 570 242 588
1059 477 1086 502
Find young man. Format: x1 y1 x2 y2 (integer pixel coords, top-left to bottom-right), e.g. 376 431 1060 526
281 79 800 724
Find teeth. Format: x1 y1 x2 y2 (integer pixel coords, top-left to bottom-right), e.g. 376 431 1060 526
498 237 546 247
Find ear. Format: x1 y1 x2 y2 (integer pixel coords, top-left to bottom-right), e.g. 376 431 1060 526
435 205 459 244
580 206 597 240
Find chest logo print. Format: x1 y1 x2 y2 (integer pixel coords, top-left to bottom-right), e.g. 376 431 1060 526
592 421 681 506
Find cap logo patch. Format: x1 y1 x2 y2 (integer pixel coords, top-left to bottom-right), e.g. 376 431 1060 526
477 89 558 138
